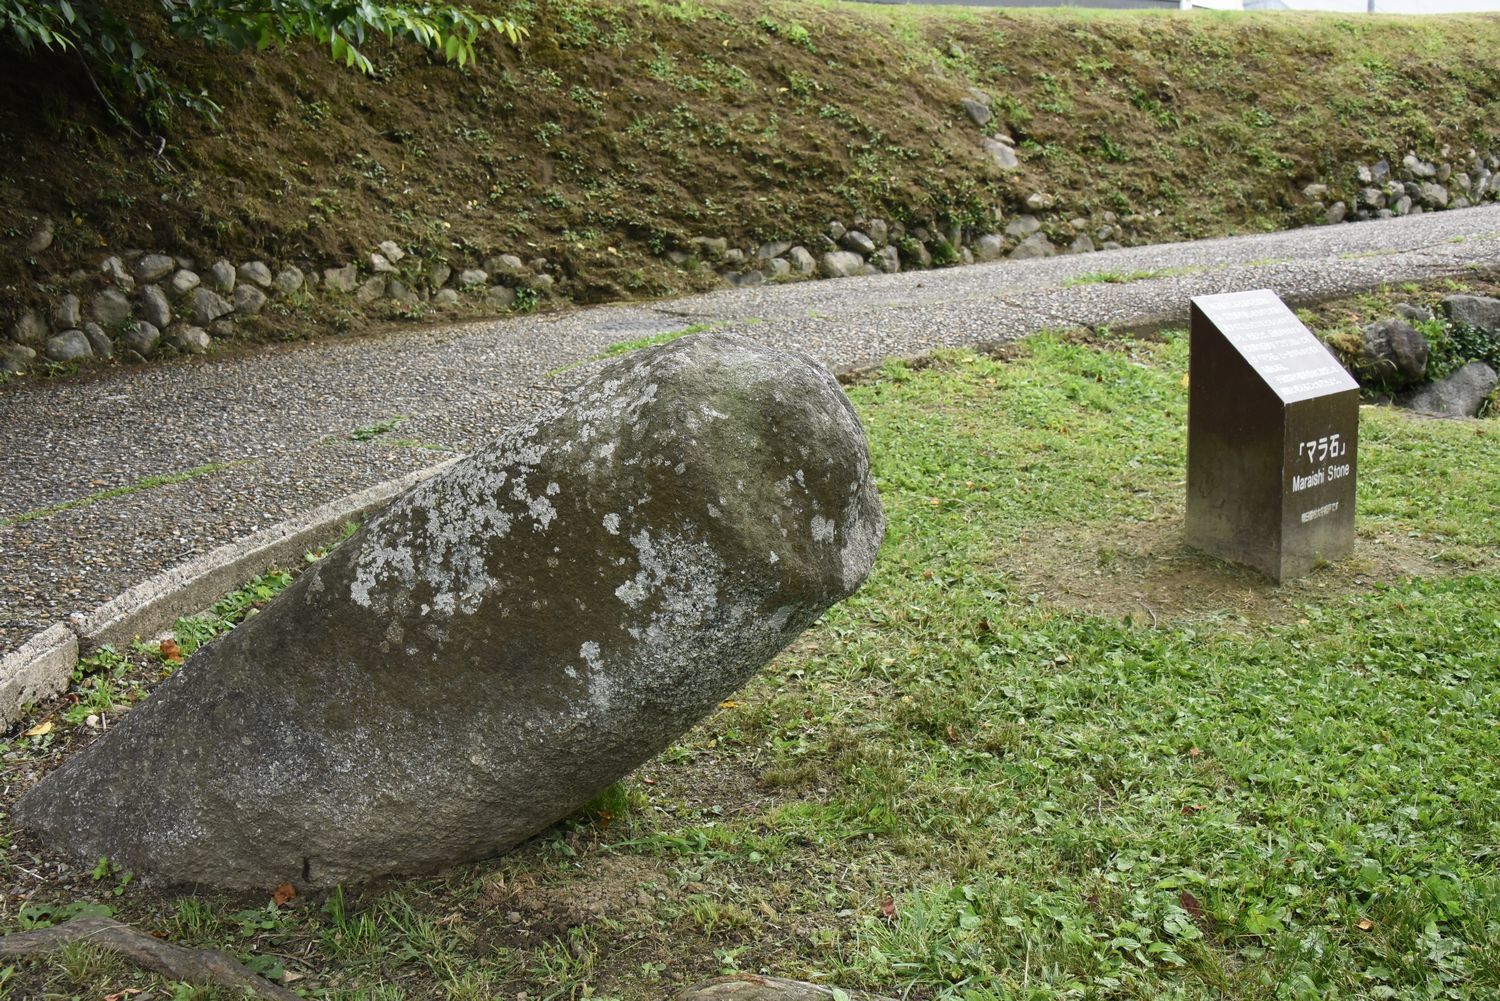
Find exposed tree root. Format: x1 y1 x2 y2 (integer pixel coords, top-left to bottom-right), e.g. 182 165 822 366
0 915 301 1000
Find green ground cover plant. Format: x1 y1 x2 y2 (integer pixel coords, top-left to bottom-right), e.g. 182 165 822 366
0 461 238 527
0 315 1496 998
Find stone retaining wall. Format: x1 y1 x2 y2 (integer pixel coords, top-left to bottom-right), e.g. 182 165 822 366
5 143 1499 379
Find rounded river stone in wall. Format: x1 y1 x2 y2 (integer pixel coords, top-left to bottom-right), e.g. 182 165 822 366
15 333 884 889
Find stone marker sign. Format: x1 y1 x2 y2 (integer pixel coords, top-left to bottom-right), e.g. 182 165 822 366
1185 289 1359 582
16 333 884 889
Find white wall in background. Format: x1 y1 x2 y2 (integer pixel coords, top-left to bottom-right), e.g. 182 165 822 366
1238 0 1500 10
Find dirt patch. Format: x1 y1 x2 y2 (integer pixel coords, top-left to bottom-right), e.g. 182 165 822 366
1003 511 1496 629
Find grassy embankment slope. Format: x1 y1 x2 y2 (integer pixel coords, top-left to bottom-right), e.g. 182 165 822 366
1 2 1498 332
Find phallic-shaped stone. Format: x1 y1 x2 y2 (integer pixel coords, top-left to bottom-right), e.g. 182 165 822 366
15 334 884 889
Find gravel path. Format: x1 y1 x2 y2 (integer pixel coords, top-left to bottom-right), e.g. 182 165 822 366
3 205 1498 654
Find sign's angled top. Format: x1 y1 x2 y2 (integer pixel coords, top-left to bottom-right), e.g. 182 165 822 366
1190 289 1359 405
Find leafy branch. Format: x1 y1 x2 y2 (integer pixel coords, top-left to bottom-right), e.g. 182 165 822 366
0 0 527 124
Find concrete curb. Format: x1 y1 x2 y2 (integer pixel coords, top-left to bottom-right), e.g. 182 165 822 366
2 459 458 728
0 625 78 726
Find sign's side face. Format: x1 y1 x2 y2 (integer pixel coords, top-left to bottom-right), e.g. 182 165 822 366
1278 390 1359 579
1191 290 1359 405
1185 300 1284 577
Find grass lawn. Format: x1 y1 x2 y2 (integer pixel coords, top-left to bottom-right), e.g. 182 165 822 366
1 326 1497 999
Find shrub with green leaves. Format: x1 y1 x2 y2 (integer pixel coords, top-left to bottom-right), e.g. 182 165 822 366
0 0 525 123
1428 321 1500 381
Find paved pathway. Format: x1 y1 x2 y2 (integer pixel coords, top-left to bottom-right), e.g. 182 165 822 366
3 206 1499 654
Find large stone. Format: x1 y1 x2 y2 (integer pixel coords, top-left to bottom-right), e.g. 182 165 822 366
787 247 817 276
138 284 172 329
1 343 36 374
1440 294 1500 334
82 322 113 358
24 218 53 254
756 241 792 261
691 237 728 260
1402 153 1437 180
818 251 865 279
101 256 135 292
237 261 273 288
233 284 269 316
725 270 765 288
323 264 358 293
134 254 176 283
91 289 134 328
1009 233 1056 260
168 269 201 298
52 294 81 331
273 266 305 295
14 334 883 889
207 260 237 294
45 330 92 362
356 275 388 303
839 230 876 257
169 325 212 354
974 234 1004 262
1400 362 1498 418
486 253 527 278
119 321 161 357
1418 182 1449 209
1004 214 1042 239
188 287 234 326
1358 318 1428 386
982 138 1019 170
960 97 991 127
9 309 48 345
871 246 900 273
